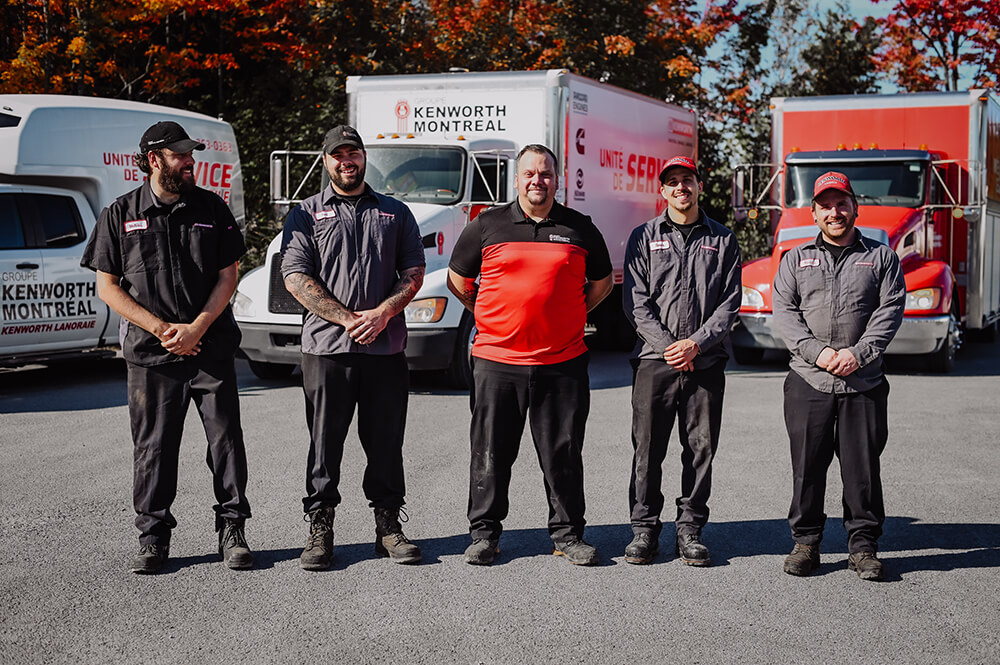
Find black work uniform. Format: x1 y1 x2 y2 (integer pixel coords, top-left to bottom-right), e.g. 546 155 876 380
449 200 612 543
773 233 905 554
280 184 424 513
623 210 741 537
80 182 250 546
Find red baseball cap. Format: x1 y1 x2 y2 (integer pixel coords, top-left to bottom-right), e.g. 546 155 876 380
658 156 699 183
812 171 855 199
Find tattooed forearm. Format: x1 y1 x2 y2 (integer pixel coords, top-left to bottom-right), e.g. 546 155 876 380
381 266 425 317
284 272 354 326
455 282 477 311
446 269 478 312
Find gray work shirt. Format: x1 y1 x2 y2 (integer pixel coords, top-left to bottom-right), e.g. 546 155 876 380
623 210 742 368
280 183 424 356
772 232 905 393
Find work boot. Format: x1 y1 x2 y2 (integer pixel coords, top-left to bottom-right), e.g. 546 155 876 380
676 533 711 567
218 517 254 570
300 506 335 571
553 538 599 566
783 543 821 577
848 551 884 581
624 532 659 565
130 542 169 574
374 507 421 564
464 538 500 566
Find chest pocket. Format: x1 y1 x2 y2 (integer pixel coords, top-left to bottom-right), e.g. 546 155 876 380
841 261 880 315
367 213 398 257
121 230 166 275
184 224 221 273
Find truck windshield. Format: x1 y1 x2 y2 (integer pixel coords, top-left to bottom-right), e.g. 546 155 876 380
786 161 927 208
365 146 465 205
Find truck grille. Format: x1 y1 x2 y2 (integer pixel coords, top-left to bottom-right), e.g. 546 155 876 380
268 253 305 315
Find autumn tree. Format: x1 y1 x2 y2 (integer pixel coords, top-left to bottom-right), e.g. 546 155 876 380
874 0 1000 91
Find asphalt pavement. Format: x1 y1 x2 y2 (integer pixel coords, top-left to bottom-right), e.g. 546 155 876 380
1 341 998 664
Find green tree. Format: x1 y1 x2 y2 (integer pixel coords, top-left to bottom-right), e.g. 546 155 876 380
793 2 881 95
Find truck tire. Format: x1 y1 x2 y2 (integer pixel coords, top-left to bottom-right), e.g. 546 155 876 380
447 312 476 389
733 345 765 365
926 303 961 373
248 360 296 380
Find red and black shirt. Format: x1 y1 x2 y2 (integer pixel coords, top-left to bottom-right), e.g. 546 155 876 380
449 200 611 366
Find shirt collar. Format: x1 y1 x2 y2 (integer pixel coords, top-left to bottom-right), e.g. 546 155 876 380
659 208 706 232
322 182 375 206
811 229 867 253
509 198 566 225
138 181 187 215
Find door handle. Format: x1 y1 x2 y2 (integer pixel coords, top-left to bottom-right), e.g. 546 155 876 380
16 262 40 269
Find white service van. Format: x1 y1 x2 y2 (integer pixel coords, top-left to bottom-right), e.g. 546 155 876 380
0 95 243 367
233 69 696 385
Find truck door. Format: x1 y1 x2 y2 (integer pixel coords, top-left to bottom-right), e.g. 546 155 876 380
0 191 45 355
1 189 112 356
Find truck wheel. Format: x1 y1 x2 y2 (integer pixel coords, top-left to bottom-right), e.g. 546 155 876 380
926 304 962 373
447 312 476 389
248 360 296 379
733 345 765 365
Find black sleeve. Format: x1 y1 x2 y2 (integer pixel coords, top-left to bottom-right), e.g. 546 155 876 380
80 202 123 276
448 217 484 278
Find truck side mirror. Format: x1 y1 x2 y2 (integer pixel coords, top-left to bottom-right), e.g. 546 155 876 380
270 158 283 203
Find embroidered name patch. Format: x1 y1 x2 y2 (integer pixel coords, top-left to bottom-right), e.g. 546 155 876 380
124 219 148 232
193 223 213 229
855 261 874 266
649 239 671 251
313 210 337 221
799 258 820 268
549 234 571 243
700 245 719 252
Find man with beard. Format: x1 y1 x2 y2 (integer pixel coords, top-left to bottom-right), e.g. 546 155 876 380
281 125 426 570
447 144 613 566
773 172 904 581
81 121 253 574
622 156 741 567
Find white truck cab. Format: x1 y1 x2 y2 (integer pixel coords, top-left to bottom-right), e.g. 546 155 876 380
0 95 244 367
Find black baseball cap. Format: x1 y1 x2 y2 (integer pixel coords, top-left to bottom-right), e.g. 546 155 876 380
139 121 205 153
324 125 365 153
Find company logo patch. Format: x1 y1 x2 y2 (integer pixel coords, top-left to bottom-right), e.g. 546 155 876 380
378 212 396 222
649 239 671 251
799 258 821 268
549 234 571 243
313 210 337 221
124 219 148 232
855 261 874 266
700 245 718 252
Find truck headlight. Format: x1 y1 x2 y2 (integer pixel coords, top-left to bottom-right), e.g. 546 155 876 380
741 286 765 310
232 290 256 317
905 287 941 311
405 297 447 323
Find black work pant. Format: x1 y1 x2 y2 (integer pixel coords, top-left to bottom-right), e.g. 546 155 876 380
783 370 889 553
301 352 408 513
467 353 590 543
127 358 251 545
629 359 725 537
